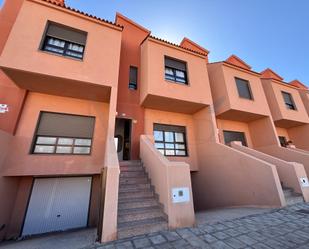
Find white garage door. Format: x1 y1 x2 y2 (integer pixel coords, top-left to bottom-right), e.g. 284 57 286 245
22 177 92 236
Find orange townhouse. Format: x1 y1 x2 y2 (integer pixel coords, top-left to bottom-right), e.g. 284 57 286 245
0 0 122 242
1 0 309 244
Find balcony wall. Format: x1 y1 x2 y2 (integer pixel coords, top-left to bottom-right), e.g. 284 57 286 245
261 79 309 128
208 63 271 122
1 92 110 176
0 0 122 102
140 38 212 114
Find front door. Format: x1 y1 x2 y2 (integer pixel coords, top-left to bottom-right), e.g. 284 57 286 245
114 118 132 161
223 130 248 146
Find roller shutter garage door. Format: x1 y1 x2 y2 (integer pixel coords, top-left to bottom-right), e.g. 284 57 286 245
22 177 92 236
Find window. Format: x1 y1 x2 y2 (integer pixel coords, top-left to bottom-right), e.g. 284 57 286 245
153 124 188 156
129 66 138 90
41 22 87 59
164 56 188 84
32 112 95 155
278 136 287 147
223 130 247 146
235 78 253 100
282 91 297 110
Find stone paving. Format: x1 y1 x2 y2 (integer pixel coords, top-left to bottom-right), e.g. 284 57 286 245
91 203 309 249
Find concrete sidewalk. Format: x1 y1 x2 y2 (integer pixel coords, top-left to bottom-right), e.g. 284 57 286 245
1 204 308 249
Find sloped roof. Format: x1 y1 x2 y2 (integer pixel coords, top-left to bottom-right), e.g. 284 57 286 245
260 68 284 81
180 37 209 55
289 80 308 90
40 0 123 29
225 55 251 70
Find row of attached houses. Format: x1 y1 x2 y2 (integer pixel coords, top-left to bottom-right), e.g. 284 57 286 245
0 0 309 242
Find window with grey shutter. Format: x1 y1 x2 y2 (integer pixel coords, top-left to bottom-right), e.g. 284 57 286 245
282 91 297 110
41 21 87 59
235 78 253 100
32 112 95 155
153 123 188 156
164 56 188 84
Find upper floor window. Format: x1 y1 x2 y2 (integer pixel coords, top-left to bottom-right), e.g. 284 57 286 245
129 66 138 90
282 91 297 110
235 78 253 100
223 130 248 147
41 22 87 60
164 56 188 85
32 112 95 155
153 124 188 157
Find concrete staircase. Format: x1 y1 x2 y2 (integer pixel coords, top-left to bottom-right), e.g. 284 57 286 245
282 185 304 206
117 161 168 239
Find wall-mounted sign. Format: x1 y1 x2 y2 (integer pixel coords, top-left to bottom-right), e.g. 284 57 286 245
0 104 9 113
300 177 309 187
172 187 190 203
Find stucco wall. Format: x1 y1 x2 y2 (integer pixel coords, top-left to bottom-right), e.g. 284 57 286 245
0 0 122 88
144 109 199 171
2 92 109 176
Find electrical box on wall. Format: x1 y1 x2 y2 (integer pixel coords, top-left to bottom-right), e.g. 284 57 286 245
300 177 309 187
172 187 190 203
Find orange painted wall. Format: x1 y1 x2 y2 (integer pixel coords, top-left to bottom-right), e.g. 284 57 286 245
276 127 290 140
115 14 149 160
208 62 270 118
0 0 26 134
216 119 254 148
2 92 109 176
140 38 212 109
144 109 199 171
0 0 122 89
262 79 309 124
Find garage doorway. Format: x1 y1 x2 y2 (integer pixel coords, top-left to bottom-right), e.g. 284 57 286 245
22 177 92 237
114 118 132 161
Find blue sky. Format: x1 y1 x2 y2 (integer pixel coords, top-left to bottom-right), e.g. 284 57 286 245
1 0 308 86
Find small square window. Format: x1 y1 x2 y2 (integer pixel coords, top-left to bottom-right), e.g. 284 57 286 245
235 78 253 100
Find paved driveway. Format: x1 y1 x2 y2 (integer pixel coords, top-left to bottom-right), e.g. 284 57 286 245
97 203 309 249
1 203 309 249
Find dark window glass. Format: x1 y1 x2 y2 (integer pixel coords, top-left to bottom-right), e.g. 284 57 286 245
41 22 87 60
282 92 296 110
235 78 253 100
164 56 188 84
153 124 188 156
32 112 95 155
278 136 287 147
129 66 138 90
223 130 247 146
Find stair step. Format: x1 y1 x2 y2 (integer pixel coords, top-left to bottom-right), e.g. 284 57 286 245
118 205 163 216
283 189 294 198
118 198 159 210
286 195 304 205
117 217 168 239
118 208 166 223
119 190 154 199
120 166 144 172
119 177 149 185
119 183 152 192
120 171 147 178
119 161 142 167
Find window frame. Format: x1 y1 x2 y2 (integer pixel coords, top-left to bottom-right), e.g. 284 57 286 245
31 111 95 156
278 136 287 147
281 91 297 111
235 77 254 100
40 21 87 61
223 130 248 147
164 56 189 85
129 66 138 90
153 124 188 157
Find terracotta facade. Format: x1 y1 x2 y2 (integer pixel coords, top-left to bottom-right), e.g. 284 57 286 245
0 0 309 243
